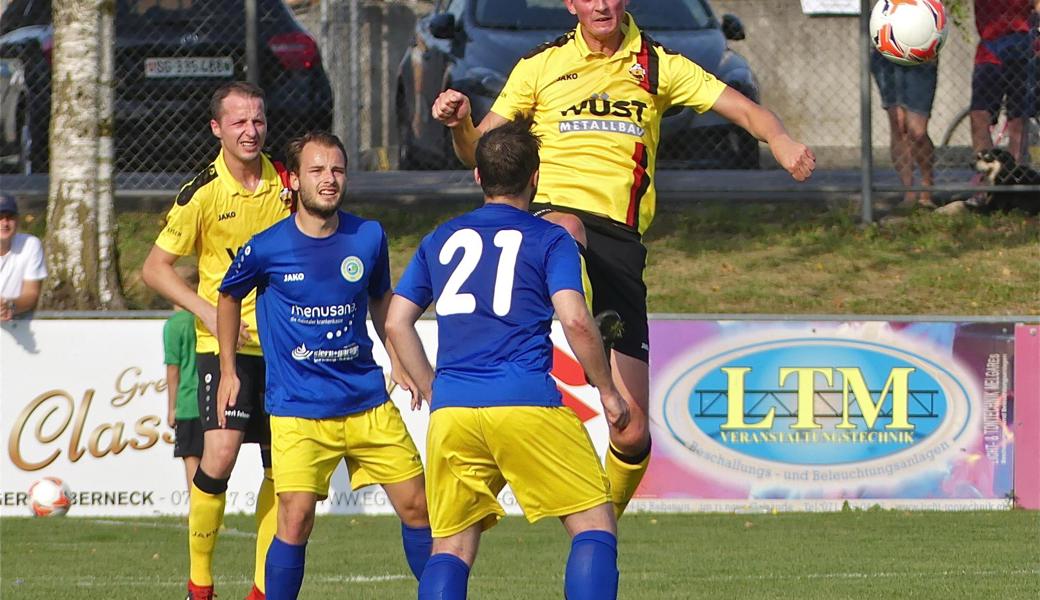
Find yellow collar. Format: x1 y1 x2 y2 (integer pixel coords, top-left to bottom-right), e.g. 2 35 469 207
215 149 273 197
573 12 642 60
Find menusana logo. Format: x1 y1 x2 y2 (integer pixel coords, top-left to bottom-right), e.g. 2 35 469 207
653 332 980 488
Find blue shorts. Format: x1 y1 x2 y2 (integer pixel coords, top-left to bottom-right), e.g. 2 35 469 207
871 51 938 116
971 34 1036 119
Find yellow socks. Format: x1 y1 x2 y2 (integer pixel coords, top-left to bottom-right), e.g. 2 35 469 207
188 470 228 586
605 441 651 519
253 468 278 593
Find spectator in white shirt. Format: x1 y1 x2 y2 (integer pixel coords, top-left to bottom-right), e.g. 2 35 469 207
0 194 46 320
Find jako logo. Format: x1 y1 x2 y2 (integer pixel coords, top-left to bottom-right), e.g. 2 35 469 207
218 211 236 221
284 272 305 282
654 335 978 486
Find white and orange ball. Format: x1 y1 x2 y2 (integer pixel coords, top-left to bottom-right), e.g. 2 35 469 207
870 0 948 66
28 477 73 517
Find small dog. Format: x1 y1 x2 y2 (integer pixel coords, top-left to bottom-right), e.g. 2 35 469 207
970 148 1040 214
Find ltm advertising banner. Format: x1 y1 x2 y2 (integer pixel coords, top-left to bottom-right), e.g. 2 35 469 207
641 320 1017 511
1 317 1026 516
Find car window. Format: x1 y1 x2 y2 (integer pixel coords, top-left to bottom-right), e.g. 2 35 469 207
445 0 465 21
0 0 51 35
473 0 713 31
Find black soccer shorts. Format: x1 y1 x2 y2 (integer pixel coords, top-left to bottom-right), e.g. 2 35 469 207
532 204 650 363
195 353 271 445
173 418 204 458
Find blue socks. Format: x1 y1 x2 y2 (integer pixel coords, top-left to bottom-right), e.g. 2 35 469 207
564 530 618 600
265 537 306 600
418 553 470 599
401 523 433 580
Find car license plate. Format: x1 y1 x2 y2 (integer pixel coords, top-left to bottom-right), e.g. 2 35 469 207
144 57 233 78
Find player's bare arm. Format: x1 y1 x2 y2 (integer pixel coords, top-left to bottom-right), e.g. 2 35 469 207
552 289 630 431
431 89 509 167
142 245 250 346
368 289 418 402
710 87 816 182
384 294 436 410
214 292 243 428
1 279 41 320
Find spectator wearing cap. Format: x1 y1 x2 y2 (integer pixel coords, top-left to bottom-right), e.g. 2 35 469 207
0 195 46 320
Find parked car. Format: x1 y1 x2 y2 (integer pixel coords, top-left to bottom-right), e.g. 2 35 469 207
396 0 760 170
0 0 333 174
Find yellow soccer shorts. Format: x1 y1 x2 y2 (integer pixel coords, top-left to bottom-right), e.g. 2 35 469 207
271 400 424 497
426 405 610 538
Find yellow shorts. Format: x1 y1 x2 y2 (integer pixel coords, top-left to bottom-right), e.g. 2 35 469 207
271 400 423 497
426 406 610 538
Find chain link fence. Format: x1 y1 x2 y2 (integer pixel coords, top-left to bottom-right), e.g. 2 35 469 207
0 0 1037 211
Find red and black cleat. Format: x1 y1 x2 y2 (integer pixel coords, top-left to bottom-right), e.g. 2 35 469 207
186 581 215 600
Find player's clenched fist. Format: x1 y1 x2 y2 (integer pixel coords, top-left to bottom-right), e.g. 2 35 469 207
773 135 816 182
432 89 472 128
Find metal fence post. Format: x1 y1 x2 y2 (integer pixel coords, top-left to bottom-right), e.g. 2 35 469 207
860 0 873 223
245 0 259 85
348 0 361 167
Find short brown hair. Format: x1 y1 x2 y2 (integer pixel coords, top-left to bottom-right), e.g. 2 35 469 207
475 114 540 197
210 81 265 121
285 131 349 174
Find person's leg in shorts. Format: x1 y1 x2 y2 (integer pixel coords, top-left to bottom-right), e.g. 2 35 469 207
418 406 618 600
188 353 275 599
339 400 431 580
265 414 351 599
174 418 205 492
998 35 1035 161
529 206 651 519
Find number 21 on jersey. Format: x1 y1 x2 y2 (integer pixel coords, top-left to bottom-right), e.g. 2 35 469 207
437 228 522 317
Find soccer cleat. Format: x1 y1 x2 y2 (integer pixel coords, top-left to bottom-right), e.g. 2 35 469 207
186 581 215 600
594 310 625 354
244 584 265 600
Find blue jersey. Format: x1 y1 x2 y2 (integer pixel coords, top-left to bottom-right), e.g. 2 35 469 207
220 212 391 419
395 203 584 410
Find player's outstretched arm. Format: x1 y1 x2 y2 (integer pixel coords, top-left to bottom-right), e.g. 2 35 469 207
551 290 630 431
385 294 435 410
710 87 816 182
215 292 243 429
431 89 509 168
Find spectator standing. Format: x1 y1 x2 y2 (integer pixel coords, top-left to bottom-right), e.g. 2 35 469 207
0 194 46 320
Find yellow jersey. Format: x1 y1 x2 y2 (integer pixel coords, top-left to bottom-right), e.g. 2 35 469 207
155 150 293 355
490 14 726 235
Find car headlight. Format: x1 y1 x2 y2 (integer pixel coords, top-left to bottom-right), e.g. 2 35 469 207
463 67 507 98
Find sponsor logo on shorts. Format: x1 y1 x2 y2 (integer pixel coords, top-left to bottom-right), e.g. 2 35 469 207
341 256 364 282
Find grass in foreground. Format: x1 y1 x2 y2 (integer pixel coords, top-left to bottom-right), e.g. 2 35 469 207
1 511 1037 599
18 199 1040 314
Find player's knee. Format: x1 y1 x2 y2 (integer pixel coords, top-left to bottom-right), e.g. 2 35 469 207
396 488 430 527
611 424 650 455
203 444 239 476
543 212 587 248
278 501 315 543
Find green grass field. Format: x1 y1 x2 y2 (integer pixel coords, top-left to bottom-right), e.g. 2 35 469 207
18 199 1040 315
2 511 1037 599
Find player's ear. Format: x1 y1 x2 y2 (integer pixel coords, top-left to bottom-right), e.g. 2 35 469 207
289 171 301 191
210 119 221 139
473 167 482 187
530 169 539 190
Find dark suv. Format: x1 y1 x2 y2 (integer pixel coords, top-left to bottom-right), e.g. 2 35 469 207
0 0 333 174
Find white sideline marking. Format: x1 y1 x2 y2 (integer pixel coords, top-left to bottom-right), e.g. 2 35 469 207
685 568 1040 583
89 519 256 538
60 574 408 587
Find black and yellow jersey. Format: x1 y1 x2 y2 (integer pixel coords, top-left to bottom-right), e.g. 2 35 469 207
155 150 293 356
490 14 726 235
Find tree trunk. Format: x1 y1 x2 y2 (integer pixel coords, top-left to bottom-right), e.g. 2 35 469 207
43 0 125 310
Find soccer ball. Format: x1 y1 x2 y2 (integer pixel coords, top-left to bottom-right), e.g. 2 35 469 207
870 0 948 66
28 477 72 517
